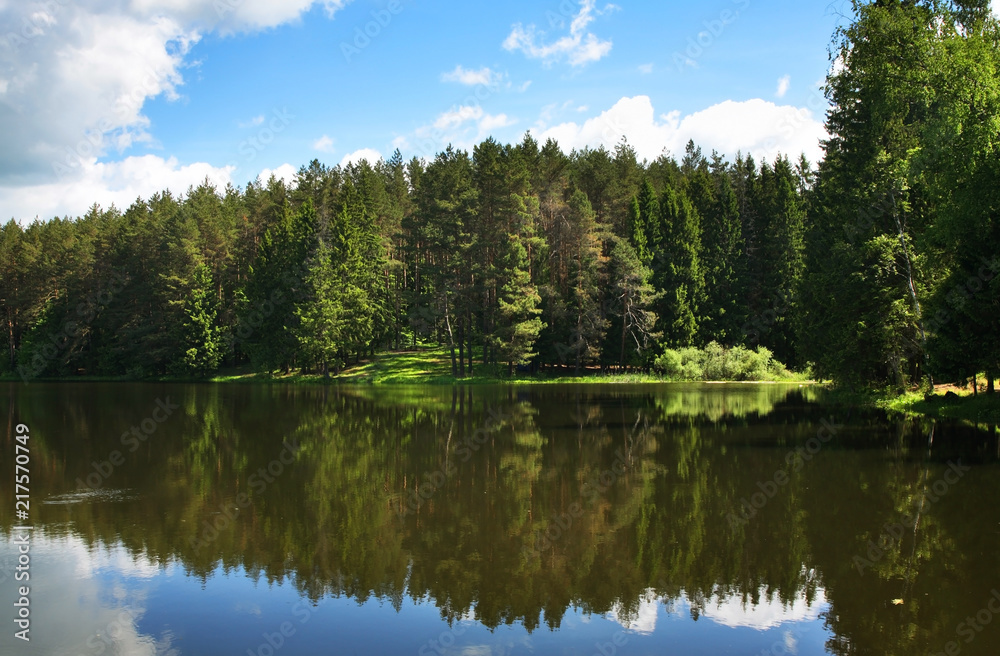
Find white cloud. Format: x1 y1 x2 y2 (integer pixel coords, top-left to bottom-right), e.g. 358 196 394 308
479 113 515 132
503 0 617 67
0 155 234 222
696 586 828 631
441 65 503 87
993 0 1000 17
638 62 654 75
518 80 533 93
257 163 298 187
239 115 266 128
434 105 488 131
339 148 383 167
538 95 828 165
607 590 660 634
776 75 791 98
129 0 352 34
313 135 336 153
407 105 516 158
0 0 351 220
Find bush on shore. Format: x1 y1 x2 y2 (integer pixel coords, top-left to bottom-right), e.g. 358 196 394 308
653 342 792 382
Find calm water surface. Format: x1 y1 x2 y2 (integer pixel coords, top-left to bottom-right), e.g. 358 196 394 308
1 382 999 656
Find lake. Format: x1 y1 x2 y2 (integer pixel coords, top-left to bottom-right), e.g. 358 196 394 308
2 382 999 656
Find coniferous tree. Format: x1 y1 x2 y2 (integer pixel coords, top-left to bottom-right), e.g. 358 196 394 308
655 183 703 347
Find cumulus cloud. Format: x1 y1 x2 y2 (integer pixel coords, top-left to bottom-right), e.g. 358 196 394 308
0 0 350 221
696 586 828 631
0 155 234 221
340 148 383 167
257 162 298 187
239 115 266 128
409 104 515 157
503 0 617 67
313 135 336 153
538 95 827 165
776 75 791 98
129 0 352 35
441 65 503 87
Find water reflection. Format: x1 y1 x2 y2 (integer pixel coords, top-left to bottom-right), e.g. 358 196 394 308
1 382 998 655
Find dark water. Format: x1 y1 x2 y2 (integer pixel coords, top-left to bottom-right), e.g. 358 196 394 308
1 382 999 656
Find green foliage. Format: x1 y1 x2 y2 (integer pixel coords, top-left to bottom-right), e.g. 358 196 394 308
653 342 791 382
174 264 223 376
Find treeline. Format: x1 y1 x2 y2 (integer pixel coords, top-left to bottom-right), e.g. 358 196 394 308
2 0 998 388
0 137 810 380
799 0 1000 390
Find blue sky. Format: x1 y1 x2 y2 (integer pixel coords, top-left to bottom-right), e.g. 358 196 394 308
2 0 985 222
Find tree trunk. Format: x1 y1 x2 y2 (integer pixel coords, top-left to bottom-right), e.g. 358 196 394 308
444 295 457 377
457 318 465 378
889 192 933 390
989 375 996 395
466 310 474 376
620 310 627 373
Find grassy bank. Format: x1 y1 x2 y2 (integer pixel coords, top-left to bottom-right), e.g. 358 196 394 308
4 344 815 386
208 344 812 386
823 386 1000 425
212 345 671 386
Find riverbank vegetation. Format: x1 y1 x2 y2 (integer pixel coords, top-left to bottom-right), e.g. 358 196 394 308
1 1 998 400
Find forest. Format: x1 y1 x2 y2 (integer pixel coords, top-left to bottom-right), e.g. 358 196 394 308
1 0 998 390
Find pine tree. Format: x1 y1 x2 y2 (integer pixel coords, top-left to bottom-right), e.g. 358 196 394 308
175 264 223 376
565 190 606 373
654 183 703 347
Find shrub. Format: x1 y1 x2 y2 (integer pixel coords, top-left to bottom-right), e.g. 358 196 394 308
653 342 792 381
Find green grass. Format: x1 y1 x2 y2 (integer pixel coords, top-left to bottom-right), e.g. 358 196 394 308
4 344 818 387
207 344 814 386
823 386 1000 425
880 390 1000 425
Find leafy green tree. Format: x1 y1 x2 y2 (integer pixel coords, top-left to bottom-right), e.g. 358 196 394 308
798 0 937 386
175 264 223 376
921 3 1000 391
